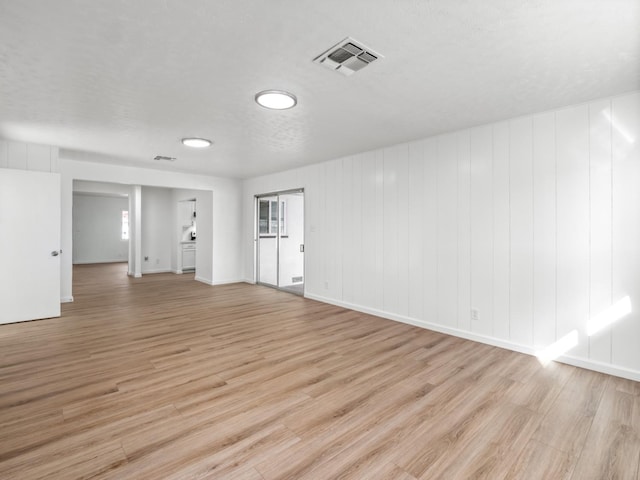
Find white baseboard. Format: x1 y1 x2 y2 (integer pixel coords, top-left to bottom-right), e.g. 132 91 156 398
305 292 640 382
194 276 244 286
213 279 244 286
141 268 172 274
194 275 213 285
73 259 127 265
242 278 256 284
60 296 74 303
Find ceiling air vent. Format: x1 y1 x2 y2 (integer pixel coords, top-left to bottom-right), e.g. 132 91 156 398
313 37 383 76
154 155 176 162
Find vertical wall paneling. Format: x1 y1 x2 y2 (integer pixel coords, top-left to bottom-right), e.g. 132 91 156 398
351 154 363 305
492 122 510 339
532 112 557 349
243 91 640 381
470 126 494 336
50 147 60 173
374 151 385 311
0 141 57 173
317 163 328 295
304 164 320 293
342 156 355 303
326 159 343 299
556 105 590 359
360 153 377 309
408 141 425 321
26 144 52 172
397 145 410 317
422 139 438 324
611 92 640 369
436 134 458 327
509 117 534 345
383 146 400 314
588 99 613 363
0 141 7 168
7 142 27 170
457 131 471 331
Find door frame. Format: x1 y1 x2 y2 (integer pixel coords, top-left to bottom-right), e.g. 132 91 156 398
255 188 304 295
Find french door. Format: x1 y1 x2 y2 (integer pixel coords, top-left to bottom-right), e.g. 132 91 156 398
256 189 304 295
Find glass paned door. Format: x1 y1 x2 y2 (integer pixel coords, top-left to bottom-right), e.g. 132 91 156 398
256 190 304 295
257 195 278 286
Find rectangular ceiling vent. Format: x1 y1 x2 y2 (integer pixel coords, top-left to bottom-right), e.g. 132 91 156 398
313 37 383 76
153 155 176 162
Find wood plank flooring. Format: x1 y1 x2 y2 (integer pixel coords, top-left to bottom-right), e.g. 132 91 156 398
1 263 639 479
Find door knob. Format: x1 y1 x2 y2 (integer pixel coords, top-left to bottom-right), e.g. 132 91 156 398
51 250 60 257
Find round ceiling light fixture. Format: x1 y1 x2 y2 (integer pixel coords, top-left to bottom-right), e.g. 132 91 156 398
255 90 297 110
181 137 212 148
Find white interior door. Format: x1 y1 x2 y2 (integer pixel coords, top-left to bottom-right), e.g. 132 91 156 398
0 168 61 323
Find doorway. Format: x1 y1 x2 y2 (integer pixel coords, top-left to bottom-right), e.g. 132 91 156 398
256 189 304 295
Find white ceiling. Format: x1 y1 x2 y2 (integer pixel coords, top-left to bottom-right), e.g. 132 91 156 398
0 0 638 179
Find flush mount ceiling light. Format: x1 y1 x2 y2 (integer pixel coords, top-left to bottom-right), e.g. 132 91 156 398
181 137 212 148
255 90 297 110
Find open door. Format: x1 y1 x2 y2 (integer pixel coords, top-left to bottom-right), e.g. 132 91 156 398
0 169 61 323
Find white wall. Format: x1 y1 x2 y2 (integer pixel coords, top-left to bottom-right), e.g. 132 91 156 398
242 91 640 381
0 140 59 173
128 185 142 277
141 186 173 273
74 180 130 196
72 193 129 264
60 158 243 300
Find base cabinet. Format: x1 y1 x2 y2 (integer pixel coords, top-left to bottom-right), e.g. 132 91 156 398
181 244 196 271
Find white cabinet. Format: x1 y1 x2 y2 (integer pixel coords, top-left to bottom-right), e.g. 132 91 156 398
181 243 196 271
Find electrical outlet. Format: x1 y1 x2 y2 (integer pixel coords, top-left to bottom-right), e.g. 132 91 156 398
324 281 329 289
156 258 160 265
471 308 480 322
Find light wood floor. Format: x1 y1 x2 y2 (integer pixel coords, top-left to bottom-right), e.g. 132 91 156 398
1 263 639 479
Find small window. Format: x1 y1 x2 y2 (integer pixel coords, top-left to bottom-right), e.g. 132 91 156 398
259 199 286 236
121 210 129 240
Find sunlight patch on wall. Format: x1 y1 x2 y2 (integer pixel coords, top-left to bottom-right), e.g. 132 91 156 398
603 110 635 144
587 296 631 337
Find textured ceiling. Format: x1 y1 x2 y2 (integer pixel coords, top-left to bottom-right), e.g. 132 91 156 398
0 0 638 179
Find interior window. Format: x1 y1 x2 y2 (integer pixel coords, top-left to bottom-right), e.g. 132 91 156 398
259 199 286 236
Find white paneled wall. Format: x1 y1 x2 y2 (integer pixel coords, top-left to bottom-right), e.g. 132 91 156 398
0 140 59 172
242 91 640 380
612 95 640 370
